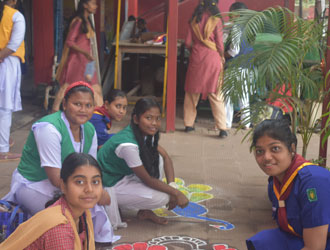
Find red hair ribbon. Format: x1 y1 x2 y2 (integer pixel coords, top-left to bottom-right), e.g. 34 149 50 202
64 81 94 97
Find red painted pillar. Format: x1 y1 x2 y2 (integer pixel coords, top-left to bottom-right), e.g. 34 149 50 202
33 0 54 85
166 0 178 132
318 10 330 166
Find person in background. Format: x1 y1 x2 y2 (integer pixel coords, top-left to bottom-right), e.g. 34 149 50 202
0 152 102 250
183 0 228 138
247 119 330 250
2 81 115 244
52 0 103 113
0 0 25 161
135 18 148 38
98 97 189 227
90 89 128 149
225 2 252 130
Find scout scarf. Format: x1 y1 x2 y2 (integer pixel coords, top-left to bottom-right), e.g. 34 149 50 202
94 105 112 130
0 198 95 250
191 16 220 51
273 154 313 236
94 105 111 120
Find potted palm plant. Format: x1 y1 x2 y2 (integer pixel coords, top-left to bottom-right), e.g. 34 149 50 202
222 6 325 158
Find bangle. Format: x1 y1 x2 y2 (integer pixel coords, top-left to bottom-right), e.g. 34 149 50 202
169 182 178 189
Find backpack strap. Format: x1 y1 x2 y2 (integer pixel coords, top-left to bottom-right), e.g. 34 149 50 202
0 201 11 211
9 205 20 227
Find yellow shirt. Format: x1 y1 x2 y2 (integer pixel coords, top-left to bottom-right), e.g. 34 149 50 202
0 5 25 62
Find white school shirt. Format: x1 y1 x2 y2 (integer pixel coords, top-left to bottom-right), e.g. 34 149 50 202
3 112 97 200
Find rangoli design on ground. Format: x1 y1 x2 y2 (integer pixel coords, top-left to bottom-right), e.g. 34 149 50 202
112 236 237 250
153 178 235 230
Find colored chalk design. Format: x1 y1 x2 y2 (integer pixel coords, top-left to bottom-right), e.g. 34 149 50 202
153 178 235 230
112 236 237 250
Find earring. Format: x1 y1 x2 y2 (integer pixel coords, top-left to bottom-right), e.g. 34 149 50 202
201 1 204 6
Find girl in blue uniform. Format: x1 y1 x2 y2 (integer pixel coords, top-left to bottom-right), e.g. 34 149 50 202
246 119 330 250
89 89 127 148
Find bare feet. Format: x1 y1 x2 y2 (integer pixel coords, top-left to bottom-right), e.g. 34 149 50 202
137 210 168 225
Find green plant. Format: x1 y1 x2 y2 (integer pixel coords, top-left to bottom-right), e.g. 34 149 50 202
222 7 325 158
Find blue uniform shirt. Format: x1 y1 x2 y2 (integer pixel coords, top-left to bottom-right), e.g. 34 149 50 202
247 164 330 249
89 112 112 147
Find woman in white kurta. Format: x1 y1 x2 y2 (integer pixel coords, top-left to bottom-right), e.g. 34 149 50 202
0 0 25 161
3 82 117 243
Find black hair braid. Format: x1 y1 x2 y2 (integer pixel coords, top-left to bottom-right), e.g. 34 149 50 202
190 0 219 23
190 3 204 23
130 121 160 178
75 0 95 34
0 1 8 22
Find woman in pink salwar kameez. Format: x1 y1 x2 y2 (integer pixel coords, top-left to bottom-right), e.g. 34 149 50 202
184 0 228 138
52 0 103 113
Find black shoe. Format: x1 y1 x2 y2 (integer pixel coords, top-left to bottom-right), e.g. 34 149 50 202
219 130 228 138
185 126 195 132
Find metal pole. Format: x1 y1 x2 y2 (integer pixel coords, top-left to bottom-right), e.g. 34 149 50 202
114 0 122 89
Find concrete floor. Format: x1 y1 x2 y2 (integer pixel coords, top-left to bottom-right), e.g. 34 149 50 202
1 95 327 250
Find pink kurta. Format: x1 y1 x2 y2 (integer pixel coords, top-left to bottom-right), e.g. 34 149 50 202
184 12 224 100
58 18 98 86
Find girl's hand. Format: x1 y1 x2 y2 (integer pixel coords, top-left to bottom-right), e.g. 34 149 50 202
98 189 111 206
167 195 177 210
175 190 189 208
85 53 94 61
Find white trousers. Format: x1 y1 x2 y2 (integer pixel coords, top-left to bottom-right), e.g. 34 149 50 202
0 108 12 152
104 157 170 229
225 68 251 128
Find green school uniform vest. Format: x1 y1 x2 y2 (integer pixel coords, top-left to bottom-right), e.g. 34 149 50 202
17 111 95 182
97 125 138 187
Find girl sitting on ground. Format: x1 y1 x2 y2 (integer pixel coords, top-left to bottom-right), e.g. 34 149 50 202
2 81 114 243
89 89 128 148
98 97 189 227
0 152 103 250
246 119 330 250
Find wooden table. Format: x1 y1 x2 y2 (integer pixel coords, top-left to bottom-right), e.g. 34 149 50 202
114 40 167 90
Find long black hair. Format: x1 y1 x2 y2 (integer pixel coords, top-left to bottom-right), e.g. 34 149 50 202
190 0 220 23
251 119 297 152
46 152 102 207
131 97 161 178
63 0 95 40
0 0 10 22
74 0 95 34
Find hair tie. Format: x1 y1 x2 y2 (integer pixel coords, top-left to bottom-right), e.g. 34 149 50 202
201 1 204 6
64 81 94 97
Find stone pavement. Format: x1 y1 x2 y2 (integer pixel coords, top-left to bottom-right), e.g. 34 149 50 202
1 96 327 250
